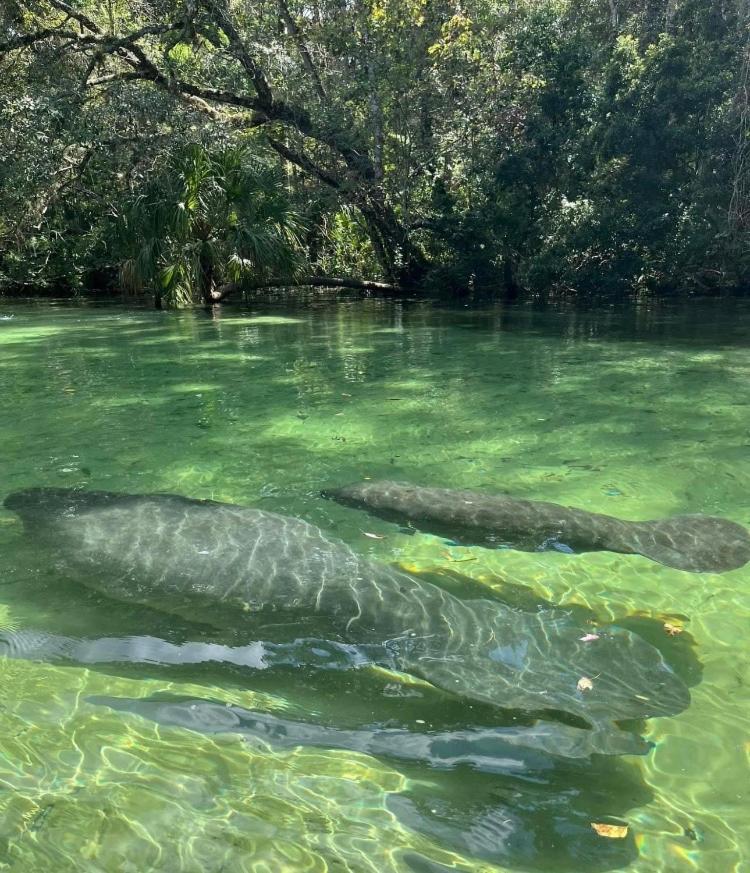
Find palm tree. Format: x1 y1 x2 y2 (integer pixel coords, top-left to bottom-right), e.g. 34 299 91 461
120 144 303 307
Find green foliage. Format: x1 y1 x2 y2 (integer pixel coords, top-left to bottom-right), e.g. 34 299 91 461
119 144 304 306
2 0 750 297
314 207 381 278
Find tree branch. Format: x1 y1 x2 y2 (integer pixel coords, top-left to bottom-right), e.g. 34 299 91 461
276 0 327 102
266 136 341 189
7 2 376 185
206 0 274 107
46 0 169 83
47 0 102 35
0 27 69 53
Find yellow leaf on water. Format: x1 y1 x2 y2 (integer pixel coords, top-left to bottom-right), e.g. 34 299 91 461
663 622 684 636
577 676 594 693
591 823 629 839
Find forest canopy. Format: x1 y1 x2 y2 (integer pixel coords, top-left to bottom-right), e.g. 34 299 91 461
2 0 750 303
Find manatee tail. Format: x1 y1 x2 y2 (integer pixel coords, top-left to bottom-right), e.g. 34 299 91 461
630 515 750 573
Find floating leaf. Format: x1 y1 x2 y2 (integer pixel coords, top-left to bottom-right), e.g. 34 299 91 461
577 676 594 692
591 823 629 839
663 622 684 636
579 633 600 642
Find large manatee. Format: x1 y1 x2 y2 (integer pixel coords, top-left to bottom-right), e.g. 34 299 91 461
4 487 690 754
325 480 750 573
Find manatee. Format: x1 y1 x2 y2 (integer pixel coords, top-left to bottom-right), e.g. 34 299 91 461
0 628 651 759
86 693 647 766
325 480 750 573
88 695 643 872
4 487 690 754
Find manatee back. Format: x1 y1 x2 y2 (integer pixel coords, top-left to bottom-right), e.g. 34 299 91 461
4 487 364 627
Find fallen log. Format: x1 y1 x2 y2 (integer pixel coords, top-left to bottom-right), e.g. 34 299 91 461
210 275 406 301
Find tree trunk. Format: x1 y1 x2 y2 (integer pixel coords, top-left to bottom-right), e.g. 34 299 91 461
502 249 521 301
199 246 217 307
607 0 619 30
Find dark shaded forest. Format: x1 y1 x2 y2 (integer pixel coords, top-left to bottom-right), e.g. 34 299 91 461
2 0 750 304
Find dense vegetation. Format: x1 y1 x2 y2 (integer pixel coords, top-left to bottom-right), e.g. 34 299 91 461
2 0 750 304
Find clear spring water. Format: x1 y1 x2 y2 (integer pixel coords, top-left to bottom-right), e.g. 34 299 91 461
0 297 748 872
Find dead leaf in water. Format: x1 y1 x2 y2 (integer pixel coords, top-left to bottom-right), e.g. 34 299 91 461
663 622 684 636
591 823 629 839
577 676 594 693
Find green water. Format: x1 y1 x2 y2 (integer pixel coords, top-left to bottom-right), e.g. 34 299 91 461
0 298 748 873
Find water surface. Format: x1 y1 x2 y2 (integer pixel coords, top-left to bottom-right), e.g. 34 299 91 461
0 298 748 872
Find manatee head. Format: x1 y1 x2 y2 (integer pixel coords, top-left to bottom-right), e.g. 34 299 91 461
323 480 432 528
4 487 147 527
5 487 86 521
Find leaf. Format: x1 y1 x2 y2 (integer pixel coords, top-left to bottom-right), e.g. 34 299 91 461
663 622 684 636
579 633 600 642
362 531 386 539
577 676 594 692
591 823 629 839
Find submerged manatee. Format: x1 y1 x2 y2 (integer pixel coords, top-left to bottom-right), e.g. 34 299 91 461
4 487 690 753
326 480 750 573
0 628 651 758
86 693 647 766
89 695 643 872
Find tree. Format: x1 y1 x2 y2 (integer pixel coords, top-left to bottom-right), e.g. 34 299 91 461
0 0 432 284
119 143 303 307
2 0 750 299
